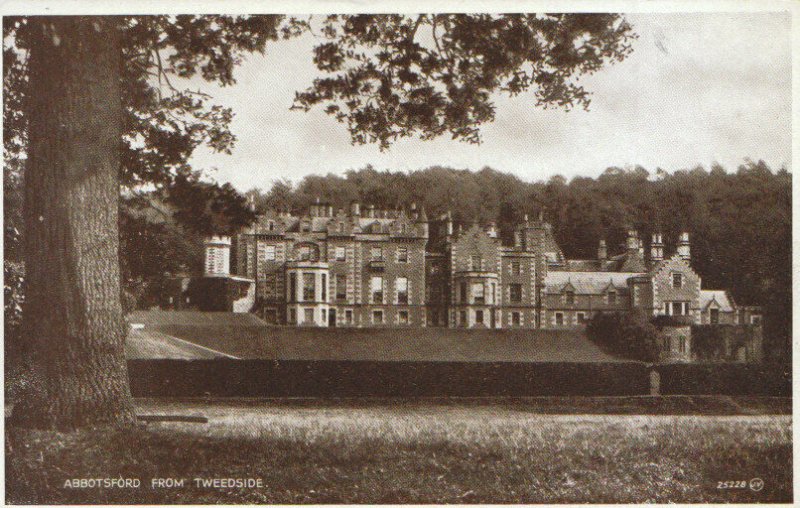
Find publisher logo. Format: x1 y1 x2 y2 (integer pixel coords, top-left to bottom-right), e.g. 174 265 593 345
749 478 764 492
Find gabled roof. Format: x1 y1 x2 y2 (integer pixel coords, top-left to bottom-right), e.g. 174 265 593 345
700 290 736 312
648 254 698 279
539 228 565 265
544 271 645 295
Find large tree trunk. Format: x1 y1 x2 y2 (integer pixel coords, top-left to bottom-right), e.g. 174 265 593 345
11 16 136 430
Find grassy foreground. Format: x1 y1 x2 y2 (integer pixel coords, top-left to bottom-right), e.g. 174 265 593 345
5 398 792 504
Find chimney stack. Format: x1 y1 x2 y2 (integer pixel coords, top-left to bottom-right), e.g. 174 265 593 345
627 229 639 251
367 204 375 218
486 222 498 239
677 232 691 261
650 233 664 263
445 211 453 236
598 239 607 261
351 201 361 216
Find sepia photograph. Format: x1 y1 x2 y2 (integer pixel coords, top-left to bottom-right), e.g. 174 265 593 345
2 1 794 504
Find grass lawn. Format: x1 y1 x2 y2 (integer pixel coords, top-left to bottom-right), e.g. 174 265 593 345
5 397 791 504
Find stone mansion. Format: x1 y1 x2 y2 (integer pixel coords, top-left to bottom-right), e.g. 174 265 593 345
203 201 761 329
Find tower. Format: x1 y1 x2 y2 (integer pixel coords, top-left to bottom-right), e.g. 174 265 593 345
204 236 231 276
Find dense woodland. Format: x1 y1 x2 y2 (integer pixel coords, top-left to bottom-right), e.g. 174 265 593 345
245 160 791 361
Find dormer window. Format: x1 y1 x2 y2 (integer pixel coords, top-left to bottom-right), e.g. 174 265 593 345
268 221 275 231
565 290 575 305
672 273 683 289
608 290 617 305
338 222 344 233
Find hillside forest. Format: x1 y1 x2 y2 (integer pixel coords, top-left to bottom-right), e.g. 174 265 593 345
245 160 790 361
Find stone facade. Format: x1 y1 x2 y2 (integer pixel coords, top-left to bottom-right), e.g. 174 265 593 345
217 203 756 330
658 325 692 363
234 202 428 327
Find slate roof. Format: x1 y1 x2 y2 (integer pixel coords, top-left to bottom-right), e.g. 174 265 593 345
700 290 736 312
544 271 645 295
562 259 603 271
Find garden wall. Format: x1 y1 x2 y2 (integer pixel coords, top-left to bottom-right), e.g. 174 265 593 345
127 359 791 397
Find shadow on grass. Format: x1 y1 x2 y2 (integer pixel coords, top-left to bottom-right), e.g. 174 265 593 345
5 406 792 505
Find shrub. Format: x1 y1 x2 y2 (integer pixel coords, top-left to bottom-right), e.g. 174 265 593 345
586 310 660 362
651 315 695 328
656 363 791 396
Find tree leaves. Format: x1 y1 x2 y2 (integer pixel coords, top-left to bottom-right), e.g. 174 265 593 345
292 14 637 149
5 15 285 188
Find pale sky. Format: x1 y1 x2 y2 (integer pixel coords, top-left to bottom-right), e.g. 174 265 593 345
185 12 792 192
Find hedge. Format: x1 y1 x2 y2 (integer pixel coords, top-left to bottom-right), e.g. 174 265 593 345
127 360 790 398
654 363 791 396
127 360 650 397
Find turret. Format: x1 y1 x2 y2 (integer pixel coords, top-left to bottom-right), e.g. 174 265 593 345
204 235 231 276
650 232 664 263
677 231 691 261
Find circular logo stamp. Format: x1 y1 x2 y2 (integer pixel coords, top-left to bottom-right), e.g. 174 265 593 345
749 478 764 492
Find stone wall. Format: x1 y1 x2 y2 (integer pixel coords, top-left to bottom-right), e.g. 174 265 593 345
658 325 692 363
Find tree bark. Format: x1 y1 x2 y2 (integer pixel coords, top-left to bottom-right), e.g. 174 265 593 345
11 16 136 430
